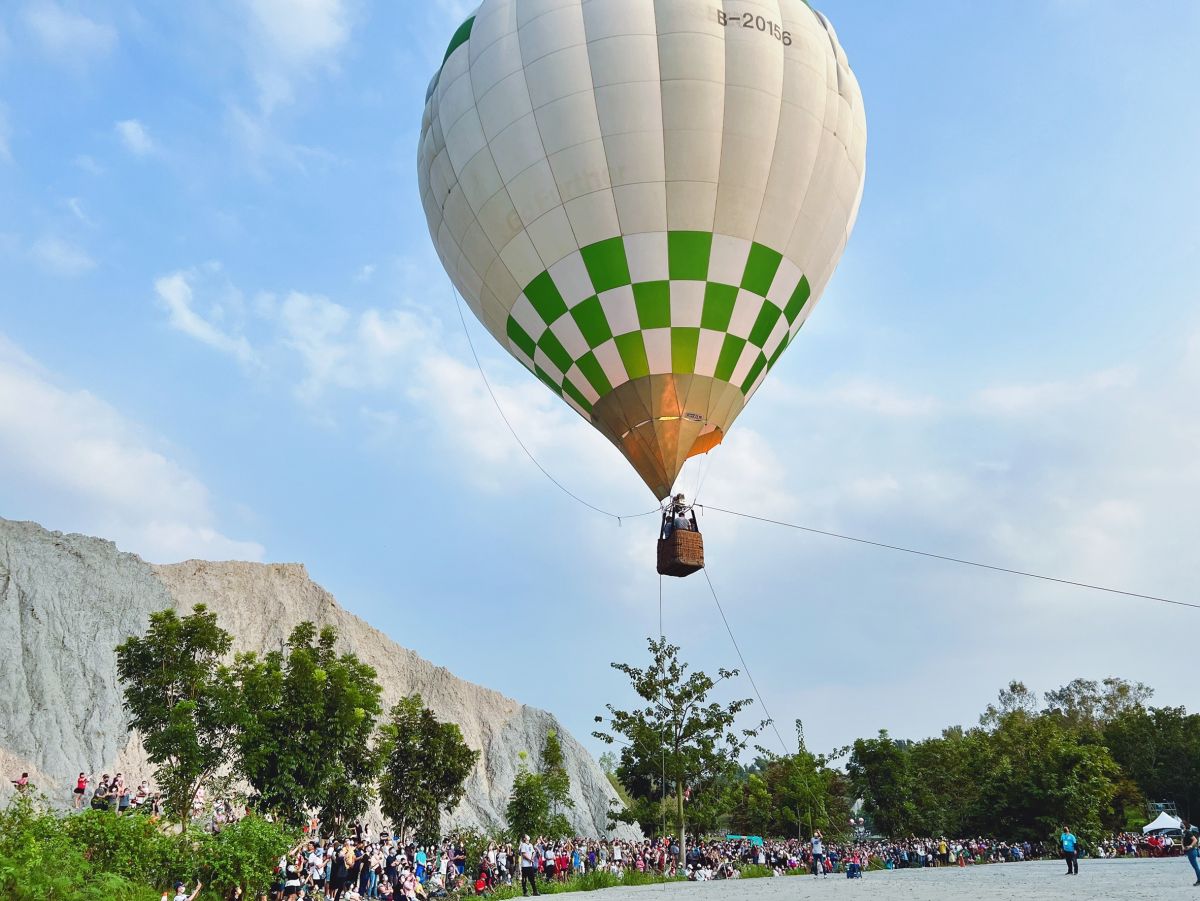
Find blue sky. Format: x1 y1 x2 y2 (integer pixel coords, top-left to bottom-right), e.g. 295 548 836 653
2 0 1199 761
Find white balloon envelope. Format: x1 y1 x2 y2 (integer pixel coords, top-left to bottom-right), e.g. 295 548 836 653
419 0 866 499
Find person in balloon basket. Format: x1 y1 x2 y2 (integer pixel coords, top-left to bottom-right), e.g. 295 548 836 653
1060 826 1079 875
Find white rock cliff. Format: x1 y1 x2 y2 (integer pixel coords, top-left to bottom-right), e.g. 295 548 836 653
0 517 635 838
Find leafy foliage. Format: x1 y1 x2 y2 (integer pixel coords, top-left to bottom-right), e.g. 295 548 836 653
115 604 239 827
230 622 384 831
506 753 560 839
594 636 758 845
378 694 480 843
0 794 296 901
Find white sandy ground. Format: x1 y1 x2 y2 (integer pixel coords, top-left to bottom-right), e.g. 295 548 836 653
586 860 1197 901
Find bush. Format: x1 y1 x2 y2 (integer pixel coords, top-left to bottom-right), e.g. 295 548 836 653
63 807 178 887
0 795 159 901
199 815 297 899
0 795 297 901
737 864 774 878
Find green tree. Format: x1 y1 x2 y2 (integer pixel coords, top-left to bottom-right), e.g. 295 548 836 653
540 730 574 831
1105 704 1200 817
848 730 918 836
378 694 479 843
594 636 757 848
507 752 552 839
115 604 240 827
970 692 1122 842
231 622 384 832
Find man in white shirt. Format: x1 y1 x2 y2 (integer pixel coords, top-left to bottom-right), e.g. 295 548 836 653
519 835 539 897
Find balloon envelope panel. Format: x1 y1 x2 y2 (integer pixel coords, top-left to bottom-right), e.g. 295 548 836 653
419 0 866 499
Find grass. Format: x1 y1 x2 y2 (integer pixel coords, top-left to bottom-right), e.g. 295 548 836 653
481 869 684 900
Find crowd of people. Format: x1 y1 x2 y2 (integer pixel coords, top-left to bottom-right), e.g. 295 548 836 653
9 771 1195 897
259 826 1163 899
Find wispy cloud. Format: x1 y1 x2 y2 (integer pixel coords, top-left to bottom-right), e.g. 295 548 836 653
65 197 92 226
976 366 1137 414
73 154 103 175
780 377 940 418
154 270 258 366
115 118 155 157
244 0 350 112
0 333 263 563
31 236 94 275
23 1 116 62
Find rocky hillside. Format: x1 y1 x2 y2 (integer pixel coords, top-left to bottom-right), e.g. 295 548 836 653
0 517 635 837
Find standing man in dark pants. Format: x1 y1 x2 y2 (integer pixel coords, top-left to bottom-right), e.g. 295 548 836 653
519 834 539 896
1183 820 1200 886
1060 826 1079 875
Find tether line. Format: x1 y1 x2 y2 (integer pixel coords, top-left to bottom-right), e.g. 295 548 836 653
697 504 1199 611
451 285 660 524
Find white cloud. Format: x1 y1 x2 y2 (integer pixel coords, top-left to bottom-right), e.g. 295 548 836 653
115 118 154 156
23 1 116 61
243 0 350 112
31 236 94 275
154 270 258 366
780 377 939 417
73 154 103 175
355 264 376 283
976 366 1137 414
0 334 263 563
65 197 92 226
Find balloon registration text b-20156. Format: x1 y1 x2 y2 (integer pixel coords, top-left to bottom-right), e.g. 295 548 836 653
716 9 794 46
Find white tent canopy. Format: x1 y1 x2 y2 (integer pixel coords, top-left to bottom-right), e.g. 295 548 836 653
1143 812 1182 833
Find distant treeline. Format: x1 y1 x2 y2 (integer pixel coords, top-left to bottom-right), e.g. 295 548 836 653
608 677 1199 843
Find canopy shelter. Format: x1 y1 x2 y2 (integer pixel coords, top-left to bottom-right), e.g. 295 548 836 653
1143 811 1182 833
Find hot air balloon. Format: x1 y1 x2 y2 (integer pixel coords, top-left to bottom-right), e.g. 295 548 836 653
418 0 866 556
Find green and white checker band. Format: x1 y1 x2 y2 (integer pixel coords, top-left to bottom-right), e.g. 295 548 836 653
503 231 812 421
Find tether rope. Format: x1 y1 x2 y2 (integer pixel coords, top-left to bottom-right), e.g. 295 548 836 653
696 504 1199 611
702 567 791 755
451 285 660 524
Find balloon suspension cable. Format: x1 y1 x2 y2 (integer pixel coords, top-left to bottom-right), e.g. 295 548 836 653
451 285 661 524
696 504 1200 611
658 573 667 848
702 567 791 756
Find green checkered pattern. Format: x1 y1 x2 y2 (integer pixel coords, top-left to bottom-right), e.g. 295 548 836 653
504 232 812 418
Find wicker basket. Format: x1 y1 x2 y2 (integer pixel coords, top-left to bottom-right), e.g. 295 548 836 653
657 530 705 578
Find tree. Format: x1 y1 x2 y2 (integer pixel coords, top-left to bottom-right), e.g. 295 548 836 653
506 752 552 839
848 731 918 836
378 695 479 844
1044 677 1153 732
231 622 384 831
594 637 757 849
115 604 240 826
540 730 574 832
1105 704 1200 817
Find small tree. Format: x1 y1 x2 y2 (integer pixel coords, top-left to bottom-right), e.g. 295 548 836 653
115 604 240 827
540 730 574 832
506 753 551 839
232 622 384 833
378 695 479 844
594 637 757 850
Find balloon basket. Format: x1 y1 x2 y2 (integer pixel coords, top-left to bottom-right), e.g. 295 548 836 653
657 531 705 578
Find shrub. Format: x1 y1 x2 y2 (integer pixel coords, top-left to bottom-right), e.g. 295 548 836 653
737 864 774 878
199 816 298 899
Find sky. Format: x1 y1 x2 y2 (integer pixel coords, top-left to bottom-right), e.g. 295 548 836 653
2 0 1200 764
